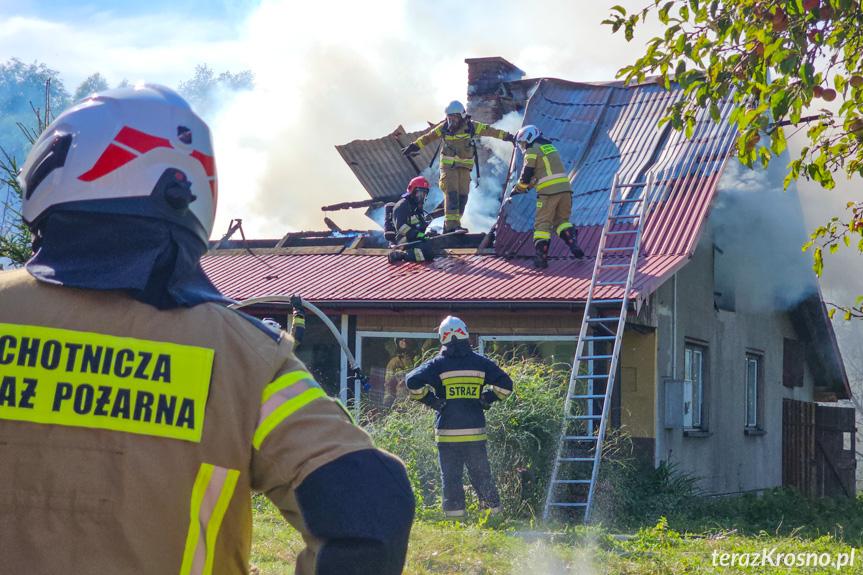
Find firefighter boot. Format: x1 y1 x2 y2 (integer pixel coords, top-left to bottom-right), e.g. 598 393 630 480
559 227 585 258
533 240 549 269
387 250 406 264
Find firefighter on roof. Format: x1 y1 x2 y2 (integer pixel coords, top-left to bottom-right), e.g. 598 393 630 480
511 125 585 268
402 101 516 233
406 316 513 517
387 176 437 264
0 84 413 575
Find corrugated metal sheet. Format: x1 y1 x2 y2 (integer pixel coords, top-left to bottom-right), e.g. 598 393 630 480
202 251 685 305
497 79 738 263
336 125 440 199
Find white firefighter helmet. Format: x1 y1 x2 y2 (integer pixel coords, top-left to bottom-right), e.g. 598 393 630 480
444 100 466 119
438 315 469 344
19 84 217 249
516 125 540 146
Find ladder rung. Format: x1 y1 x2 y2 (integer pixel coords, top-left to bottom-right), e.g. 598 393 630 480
570 394 606 399
579 355 613 360
598 264 629 269
566 415 602 420
596 281 627 286
548 502 589 507
615 182 647 188
585 317 620 322
558 457 596 462
593 298 625 303
611 198 643 204
582 336 616 341
573 375 610 380
563 435 600 441
602 246 636 252
553 479 592 484
606 230 638 235
608 215 639 220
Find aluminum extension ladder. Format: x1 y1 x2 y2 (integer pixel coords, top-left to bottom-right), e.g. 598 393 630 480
542 172 656 522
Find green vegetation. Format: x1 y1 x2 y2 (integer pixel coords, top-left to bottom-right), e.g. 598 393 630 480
250 356 863 573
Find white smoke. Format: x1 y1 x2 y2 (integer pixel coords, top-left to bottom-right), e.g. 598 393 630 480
710 156 819 312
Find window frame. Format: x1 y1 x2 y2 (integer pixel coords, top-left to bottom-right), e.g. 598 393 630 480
684 342 708 430
745 351 765 432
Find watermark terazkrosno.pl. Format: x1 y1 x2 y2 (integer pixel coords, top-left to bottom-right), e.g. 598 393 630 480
712 548 857 570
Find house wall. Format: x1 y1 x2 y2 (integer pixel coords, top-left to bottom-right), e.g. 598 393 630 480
653 233 817 496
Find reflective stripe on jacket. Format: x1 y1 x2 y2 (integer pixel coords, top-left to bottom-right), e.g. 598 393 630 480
519 139 572 196
415 119 509 170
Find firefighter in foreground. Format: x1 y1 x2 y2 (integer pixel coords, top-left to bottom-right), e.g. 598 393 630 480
511 125 585 268
406 317 513 517
388 176 437 264
0 84 413 574
402 101 516 233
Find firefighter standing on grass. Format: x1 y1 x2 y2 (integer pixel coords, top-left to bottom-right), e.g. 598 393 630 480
0 84 413 574
406 317 513 518
402 101 516 233
388 176 437 264
511 125 585 268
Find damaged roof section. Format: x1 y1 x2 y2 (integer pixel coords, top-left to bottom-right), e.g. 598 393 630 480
335 125 439 203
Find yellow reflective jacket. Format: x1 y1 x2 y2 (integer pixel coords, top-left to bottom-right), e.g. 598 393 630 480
517 139 572 196
414 118 509 170
0 268 376 575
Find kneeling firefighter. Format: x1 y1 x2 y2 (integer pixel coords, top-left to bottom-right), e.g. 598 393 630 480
386 176 437 264
405 317 514 517
0 84 413 574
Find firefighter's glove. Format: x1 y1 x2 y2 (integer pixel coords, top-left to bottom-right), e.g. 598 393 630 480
416 232 428 241
430 398 447 413
479 397 493 411
290 294 305 313
509 185 527 196
503 132 516 144
402 143 420 157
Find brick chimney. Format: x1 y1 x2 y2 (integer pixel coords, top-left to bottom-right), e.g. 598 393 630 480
465 57 526 125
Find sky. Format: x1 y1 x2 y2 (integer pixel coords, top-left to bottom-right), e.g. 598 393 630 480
1 0 859 313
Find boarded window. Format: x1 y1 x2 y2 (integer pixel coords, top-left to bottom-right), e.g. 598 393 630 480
783 338 804 388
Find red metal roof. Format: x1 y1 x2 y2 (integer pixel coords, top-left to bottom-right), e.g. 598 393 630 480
202 250 685 307
204 76 738 308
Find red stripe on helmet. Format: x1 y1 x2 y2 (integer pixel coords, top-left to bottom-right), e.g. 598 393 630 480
114 126 172 154
77 144 137 182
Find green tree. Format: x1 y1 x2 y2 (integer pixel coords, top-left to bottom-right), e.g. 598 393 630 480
73 72 110 102
177 64 255 118
605 0 863 318
0 59 69 268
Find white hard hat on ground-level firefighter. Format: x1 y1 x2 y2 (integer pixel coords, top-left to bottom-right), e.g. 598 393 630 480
387 175 438 264
511 124 584 268
0 84 413 574
405 316 514 518
401 101 517 233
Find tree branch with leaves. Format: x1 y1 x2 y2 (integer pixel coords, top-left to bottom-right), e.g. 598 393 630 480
605 0 863 319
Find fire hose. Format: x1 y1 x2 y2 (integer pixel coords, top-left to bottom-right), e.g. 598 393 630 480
228 295 370 391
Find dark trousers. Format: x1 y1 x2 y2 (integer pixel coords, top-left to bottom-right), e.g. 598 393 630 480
437 441 500 512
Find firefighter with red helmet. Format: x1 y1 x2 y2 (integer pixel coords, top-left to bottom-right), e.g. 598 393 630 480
402 101 516 233
405 317 513 518
511 125 584 268
0 84 413 574
387 175 437 264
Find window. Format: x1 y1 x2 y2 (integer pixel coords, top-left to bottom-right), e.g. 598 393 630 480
355 331 438 413
745 353 764 430
684 344 707 429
